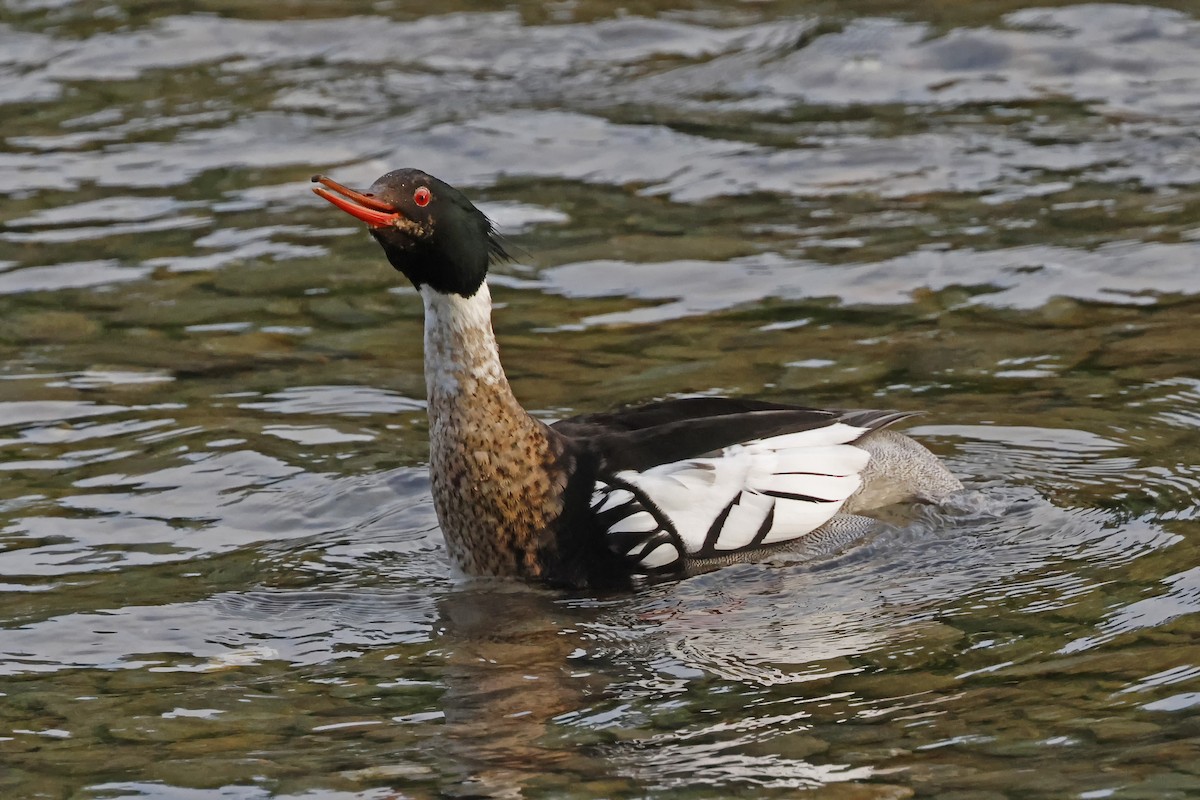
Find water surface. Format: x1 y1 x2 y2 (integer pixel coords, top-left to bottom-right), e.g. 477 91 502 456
2 1 1200 798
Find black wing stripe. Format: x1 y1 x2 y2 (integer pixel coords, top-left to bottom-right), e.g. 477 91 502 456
761 489 838 504
630 532 682 572
592 487 636 513
596 476 687 575
748 503 776 549
699 493 741 556
633 531 672 558
608 530 657 554
595 502 642 527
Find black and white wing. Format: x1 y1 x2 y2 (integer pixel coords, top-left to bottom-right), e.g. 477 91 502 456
592 420 875 575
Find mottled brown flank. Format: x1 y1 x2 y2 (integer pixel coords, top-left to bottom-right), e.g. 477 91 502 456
423 293 570 579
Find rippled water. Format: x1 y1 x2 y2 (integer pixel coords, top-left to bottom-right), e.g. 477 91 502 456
2 1 1200 798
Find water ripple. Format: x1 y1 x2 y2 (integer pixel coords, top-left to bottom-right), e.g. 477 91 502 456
541 242 1200 327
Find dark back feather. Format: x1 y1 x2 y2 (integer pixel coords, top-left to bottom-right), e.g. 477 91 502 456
552 397 916 473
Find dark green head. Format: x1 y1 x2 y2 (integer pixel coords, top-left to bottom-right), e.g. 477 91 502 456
312 168 508 297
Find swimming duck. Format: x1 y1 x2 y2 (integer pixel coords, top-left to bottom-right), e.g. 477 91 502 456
312 169 962 589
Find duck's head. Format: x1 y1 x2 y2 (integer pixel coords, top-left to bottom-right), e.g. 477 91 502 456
312 169 508 297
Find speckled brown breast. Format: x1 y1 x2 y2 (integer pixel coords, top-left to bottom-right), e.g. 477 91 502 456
428 401 570 579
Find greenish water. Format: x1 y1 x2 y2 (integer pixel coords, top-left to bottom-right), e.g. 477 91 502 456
2 1 1200 797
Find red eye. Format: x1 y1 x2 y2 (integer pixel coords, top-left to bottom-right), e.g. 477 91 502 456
413 186 431 207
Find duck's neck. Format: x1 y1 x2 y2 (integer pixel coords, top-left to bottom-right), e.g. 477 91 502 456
419 283 565 578
420 282 513 410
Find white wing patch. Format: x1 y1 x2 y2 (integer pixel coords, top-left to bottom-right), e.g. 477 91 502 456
593 423 872 572
590 482 681 575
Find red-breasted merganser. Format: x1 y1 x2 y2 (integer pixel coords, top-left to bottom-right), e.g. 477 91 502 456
312 169 962 589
